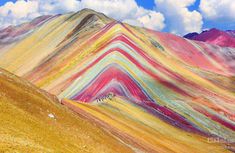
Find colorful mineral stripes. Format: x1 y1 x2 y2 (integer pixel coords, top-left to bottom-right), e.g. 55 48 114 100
0 9 234 152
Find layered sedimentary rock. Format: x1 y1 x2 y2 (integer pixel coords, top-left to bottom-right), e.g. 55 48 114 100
184 28 235 48
0 9 234 152
0 68 133 152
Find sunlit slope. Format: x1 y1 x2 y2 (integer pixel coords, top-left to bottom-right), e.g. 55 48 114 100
0 15 57 57
0 9 235 153
63 98 233 153
45 22 235 148
0 9 112 76
0 68 133 153
184 28 235 48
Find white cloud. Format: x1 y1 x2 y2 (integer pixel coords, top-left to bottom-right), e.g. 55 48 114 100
155 0 203 35
136 11 165 30
39 0 81 14
0 0 165 31
200 0 235 21
80 0 138 21
80 0 165 30
0 0 39 27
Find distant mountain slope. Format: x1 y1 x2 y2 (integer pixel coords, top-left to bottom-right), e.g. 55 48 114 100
0 9 234 152
226 30 235 37
0 68 133 153
184 28 235 48
0 15 56 44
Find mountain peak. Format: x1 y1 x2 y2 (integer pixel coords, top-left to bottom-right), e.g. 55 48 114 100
184 28 235 48
0 9 235 153
79 8 99 13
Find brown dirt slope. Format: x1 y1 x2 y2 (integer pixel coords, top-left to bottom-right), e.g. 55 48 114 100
0 68 133 153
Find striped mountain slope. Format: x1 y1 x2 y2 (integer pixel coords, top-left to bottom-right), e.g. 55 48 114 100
0 68 133 152
0 9 234 152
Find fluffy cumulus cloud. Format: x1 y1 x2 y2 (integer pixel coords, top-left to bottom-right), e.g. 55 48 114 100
155 0 203 35
80 0 165 30
0 0 39 27
199 0 235 21
136 11 165 31
0 0 165 31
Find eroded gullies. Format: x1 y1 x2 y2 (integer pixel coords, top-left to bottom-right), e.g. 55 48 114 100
0 9 234 153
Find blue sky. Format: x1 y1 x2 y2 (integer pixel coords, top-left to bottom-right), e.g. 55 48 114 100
136 0 155 9
0 0 234 35
135 0 235 32
0 0 15 5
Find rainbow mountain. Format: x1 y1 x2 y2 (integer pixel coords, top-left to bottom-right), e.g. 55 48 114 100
0 68 133 152
184 28 235 48
0 9 235 152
